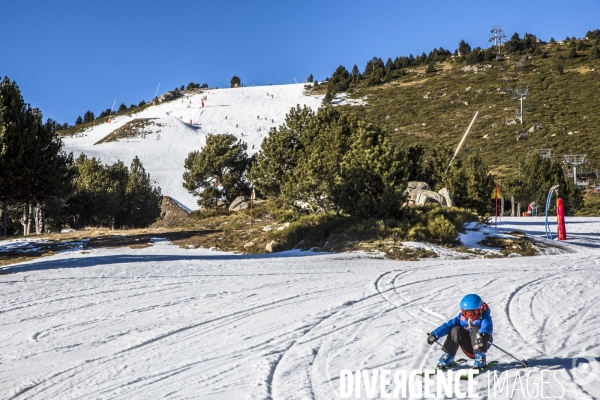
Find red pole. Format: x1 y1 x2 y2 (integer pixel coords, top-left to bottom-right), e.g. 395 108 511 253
557 198 567 240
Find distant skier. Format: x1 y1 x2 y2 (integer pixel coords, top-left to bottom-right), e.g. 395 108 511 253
427 294 493 369
202 101 205 108
236 124 238 128
257 115 259 119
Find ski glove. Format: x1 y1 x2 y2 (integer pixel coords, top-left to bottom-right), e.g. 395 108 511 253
475 333 490 347
427 333 437 345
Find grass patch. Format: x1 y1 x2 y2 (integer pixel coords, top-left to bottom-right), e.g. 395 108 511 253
94 118 164 145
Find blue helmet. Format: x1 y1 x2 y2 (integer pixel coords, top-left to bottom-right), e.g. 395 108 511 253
460 294 483 310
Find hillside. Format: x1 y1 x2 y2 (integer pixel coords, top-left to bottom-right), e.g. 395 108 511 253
314 39 600 178
61 37 600 214
61 84 324 210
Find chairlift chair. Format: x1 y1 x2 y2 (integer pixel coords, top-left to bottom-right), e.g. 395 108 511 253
576 178 590 187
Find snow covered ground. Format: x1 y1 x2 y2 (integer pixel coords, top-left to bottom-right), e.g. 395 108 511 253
61 84 324 211
1 217 600 399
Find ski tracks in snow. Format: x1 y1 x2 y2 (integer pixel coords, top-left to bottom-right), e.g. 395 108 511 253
2 249 600 399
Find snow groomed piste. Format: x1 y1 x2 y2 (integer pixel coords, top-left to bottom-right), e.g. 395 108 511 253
61 84 324 211
1 217 600 398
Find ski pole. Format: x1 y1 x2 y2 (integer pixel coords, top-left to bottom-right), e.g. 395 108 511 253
490 342 529 367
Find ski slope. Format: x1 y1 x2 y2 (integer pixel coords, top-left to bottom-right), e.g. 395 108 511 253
62 84 324 211
1 217 600 399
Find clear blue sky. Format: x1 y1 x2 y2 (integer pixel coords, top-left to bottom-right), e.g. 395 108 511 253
1 0 599 124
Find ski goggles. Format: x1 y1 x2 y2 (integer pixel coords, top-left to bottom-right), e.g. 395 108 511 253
461 309 482 319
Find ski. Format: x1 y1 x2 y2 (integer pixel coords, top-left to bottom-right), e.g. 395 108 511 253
460 360 499 379
418 358 468 376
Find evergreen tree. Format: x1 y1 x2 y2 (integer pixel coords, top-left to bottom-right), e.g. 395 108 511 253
65 155 120 228
118 103 127 113
568 46 577 59
591 46 600 60
138 100 146 107
445 153 495 215
351 65 360 81
83 110 95 124
458 40 471 55
503 153 582 215
183 134 251 209
75 116 83 125
230 76 242 88
121 156 162 228
249 106 314 196
332 121 408 218
306 74 313 83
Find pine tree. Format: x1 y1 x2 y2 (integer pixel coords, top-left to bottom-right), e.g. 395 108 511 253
250 106 315 196
83 110 95 124
118 103 127 113
183 134 251 209
0 77 73 235
332 122 408 218
230 76 242 88
122 156 162 228
568 46 577 59
591 46 600 60
503 153 582 215
445 153 495 215
458 40 471 56
306 74 313 83
351 65 360 82
75 116 83 125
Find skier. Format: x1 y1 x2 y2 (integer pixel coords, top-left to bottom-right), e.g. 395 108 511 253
427 294 493 369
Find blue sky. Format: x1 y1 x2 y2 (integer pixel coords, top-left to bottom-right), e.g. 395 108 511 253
1 0 599 124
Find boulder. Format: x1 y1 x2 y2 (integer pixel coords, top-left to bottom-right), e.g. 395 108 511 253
405 182 455 208
406 181 431 191
265 240 278 253
229 196 247 211
438 188 456 207
415 190 447 206
231 201 250 212
229 196 259 212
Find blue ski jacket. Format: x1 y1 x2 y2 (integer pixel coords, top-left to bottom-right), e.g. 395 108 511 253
431 302 493 338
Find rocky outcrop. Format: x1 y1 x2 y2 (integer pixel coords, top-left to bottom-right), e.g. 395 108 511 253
405 181 456 207
228 196 259 212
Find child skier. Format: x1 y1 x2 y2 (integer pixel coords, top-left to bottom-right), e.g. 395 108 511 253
427 294 493 369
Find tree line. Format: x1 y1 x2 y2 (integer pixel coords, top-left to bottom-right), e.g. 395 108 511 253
68 81 211 129
322 31 600 101
182 105 578 218
0 77 162 236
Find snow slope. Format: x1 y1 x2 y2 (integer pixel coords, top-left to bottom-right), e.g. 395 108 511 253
62 84 324 210
1 217 600 399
